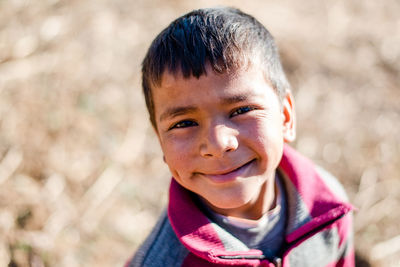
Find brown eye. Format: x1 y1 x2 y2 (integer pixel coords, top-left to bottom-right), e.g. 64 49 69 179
170 120 198 130
231 106 254 117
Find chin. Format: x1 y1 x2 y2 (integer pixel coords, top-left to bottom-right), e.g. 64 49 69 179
211 198 247 210
202 188 256 213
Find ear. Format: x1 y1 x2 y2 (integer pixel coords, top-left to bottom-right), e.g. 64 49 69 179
282 91 296 143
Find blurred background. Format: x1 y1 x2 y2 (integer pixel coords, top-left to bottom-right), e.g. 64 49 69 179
0 0 399 266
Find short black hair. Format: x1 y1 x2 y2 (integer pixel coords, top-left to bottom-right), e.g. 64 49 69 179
142 7 291 129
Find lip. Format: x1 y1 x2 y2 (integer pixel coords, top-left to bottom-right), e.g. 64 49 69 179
199 159 256 184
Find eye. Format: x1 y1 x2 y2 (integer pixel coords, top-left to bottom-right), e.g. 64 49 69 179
230 106 255 117
169 120 198 130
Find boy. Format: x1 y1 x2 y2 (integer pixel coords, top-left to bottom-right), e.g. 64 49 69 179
128 7 354 267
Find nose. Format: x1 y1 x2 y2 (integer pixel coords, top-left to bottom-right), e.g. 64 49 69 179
199 124 239 158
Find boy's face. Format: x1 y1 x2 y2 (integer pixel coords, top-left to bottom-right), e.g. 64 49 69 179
152 64 295 219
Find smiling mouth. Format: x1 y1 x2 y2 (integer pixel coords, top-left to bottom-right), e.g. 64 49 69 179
199 159 256 184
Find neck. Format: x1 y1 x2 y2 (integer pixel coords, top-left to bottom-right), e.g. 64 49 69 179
202 174 277 220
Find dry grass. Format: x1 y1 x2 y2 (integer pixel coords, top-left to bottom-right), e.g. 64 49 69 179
0 0 399 266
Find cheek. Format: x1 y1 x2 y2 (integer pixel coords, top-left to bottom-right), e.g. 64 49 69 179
245 119 284 163
253 114 283 141
164 136 192 154
161 138 193 173
244 120 275 146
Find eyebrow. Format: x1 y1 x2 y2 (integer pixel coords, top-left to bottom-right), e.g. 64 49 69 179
159 106 198 122
158 93 253 122
220 94 250 105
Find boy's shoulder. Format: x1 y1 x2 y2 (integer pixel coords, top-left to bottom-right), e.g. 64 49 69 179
278 145 353 233
279 144 349 202
314 165 349 202
126 210 189 267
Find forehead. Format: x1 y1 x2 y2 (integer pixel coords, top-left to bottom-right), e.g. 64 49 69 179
156 64 268 98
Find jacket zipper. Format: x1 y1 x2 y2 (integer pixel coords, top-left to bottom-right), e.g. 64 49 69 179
218 255 281 267
271 257 282 267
